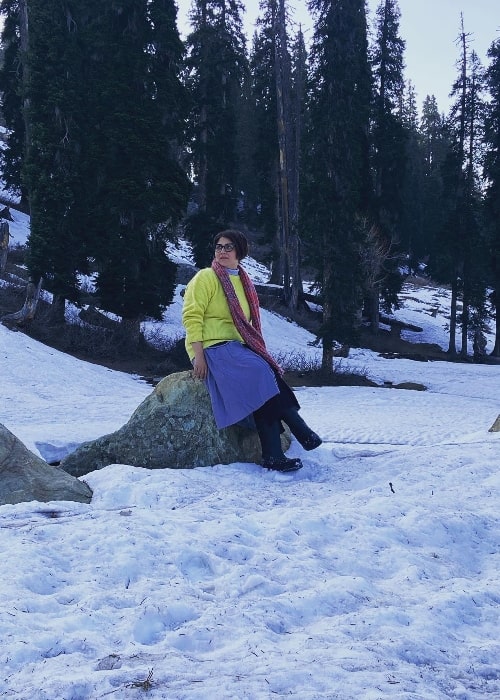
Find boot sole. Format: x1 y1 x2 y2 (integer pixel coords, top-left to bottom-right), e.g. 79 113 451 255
263 461 303 472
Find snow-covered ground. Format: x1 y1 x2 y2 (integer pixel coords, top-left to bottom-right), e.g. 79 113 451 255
1 212 499 699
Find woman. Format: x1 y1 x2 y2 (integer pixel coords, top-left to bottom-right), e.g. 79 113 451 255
182 229 321 472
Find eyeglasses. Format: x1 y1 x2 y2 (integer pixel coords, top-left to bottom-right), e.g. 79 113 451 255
215 243 235 252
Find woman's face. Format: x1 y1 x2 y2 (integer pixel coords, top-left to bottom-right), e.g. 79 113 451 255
214 236 239 268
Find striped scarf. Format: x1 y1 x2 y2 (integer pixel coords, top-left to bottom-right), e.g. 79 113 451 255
212 259 283 376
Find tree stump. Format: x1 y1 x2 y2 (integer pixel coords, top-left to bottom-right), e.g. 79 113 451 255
1 278 43 326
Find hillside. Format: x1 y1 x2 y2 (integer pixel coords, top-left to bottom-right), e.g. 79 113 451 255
2 204 478 387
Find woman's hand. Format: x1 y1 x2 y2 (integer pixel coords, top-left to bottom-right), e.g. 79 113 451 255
191 342 208 380
192 354 208 380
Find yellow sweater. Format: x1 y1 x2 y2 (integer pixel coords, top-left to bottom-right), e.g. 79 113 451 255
182 268 251 360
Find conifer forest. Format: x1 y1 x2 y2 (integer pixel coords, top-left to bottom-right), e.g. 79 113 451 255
0 0 499 366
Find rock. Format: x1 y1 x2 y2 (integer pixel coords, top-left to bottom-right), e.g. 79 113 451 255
393 382 427 391
489 415 500 433
0 423 93 506
61 371 290 477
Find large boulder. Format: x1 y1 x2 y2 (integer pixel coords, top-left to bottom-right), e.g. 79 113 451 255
61 371 290 477
0 423 93 506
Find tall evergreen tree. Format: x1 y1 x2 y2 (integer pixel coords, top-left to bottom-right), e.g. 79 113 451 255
233 48 258 226
483 38 500 357
184 0 248 266
433 18 487 356
249 0 305 305
0 0 28 205
302 0 372 370
287 25 307 308
250 8 280 268
419 94 449 263
16 0 189 338
22 0 90 319
399 80 425 271
369 0 407 326
250 4 307 304
273 0 305 309
458 50 487 358
83 0 191 344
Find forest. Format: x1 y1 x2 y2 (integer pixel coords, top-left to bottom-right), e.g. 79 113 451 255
0 0 499 367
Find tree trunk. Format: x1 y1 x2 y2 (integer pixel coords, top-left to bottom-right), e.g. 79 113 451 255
19 0 30 143
0 222 9 273
491 280 500 357
449 18 467 359
288 29 305 311
321 341 334 374
448 274 458 355
269 159 282 286
321 258 334 374
274 13 290 301
273 0 303 307
369 286 380 334
460 266 469 358
197 0 208 213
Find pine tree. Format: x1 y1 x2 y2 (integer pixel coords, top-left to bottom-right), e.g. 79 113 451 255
0 0 28 205
287 25 307 308
419 95 449 263
233 50 258 227
369 0 407 325
22 0 90 319
459 50 488 358
434 17 487 356
399 81 425 271
302 0 372 370
83 0 191 344
18 0 189 338
250 9 280 265
483 38 500 357
184 0 248 266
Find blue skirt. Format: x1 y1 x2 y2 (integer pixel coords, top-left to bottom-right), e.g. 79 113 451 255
204 341 297 430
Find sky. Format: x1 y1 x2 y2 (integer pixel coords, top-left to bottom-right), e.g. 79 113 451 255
1 210 499 698
176 0 500 113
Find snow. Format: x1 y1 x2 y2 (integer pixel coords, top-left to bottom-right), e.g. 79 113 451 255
1 213 500 699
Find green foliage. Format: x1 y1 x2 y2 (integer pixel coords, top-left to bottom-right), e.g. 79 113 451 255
483 38 500 354
185 0 248 224
249 17 279 243
399 85 425 269
23 0 90 299
0 0 26 201
86 0 190 320
372 0 405 113
432 27 489 355
484 39 500 258
96 238 178 321
17 0 190 320
183 210 220 268
370 0 408 306
302 0 372 349
416 96 450 263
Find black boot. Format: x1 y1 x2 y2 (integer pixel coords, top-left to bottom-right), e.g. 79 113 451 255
280 407 322 451
253 413 303 472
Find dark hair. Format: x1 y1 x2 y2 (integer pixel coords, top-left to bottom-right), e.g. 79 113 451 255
213 229 249 261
